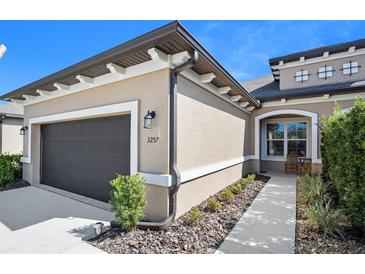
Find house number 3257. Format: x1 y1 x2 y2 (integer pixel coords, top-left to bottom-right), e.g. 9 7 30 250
147 137 159 143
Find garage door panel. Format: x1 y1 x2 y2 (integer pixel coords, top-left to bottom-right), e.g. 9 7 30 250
41 115 131 202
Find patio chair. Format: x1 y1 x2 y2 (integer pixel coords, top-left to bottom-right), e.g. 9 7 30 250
284 154 298 174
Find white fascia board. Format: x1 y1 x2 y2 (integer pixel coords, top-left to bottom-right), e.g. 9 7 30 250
179 69 250 114
261 91 365 108
272 48 365 70
246 106 255 112
17 59 171 106
14 49 191 107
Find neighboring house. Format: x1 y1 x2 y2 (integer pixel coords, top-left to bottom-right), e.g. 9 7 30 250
0 21 364 226
242 38 365 174
0 103 23 154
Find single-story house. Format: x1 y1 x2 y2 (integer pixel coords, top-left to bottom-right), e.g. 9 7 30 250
1 21 364 228
0 103 23 154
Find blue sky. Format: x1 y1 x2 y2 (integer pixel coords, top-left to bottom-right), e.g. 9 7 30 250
1 20 365 98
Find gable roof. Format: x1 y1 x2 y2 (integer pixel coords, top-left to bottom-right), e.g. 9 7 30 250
0 21 259 108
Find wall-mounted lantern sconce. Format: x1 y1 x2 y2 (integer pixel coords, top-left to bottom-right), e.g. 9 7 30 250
0 115 5 124
144 110 156 129
20 126 28 136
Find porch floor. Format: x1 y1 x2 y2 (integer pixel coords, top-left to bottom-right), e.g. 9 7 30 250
216 171 297 254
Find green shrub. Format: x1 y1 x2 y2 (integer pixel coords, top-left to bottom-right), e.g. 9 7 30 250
305 201 344 238
321 98 365 233
220 190 234 203
240 178 250 189
229 183 242 195
206 197 221 212
240 174 256 189
246 174 256 184
110 174 147 231
299 174 329 206
0 153 22 186
190 208 202 226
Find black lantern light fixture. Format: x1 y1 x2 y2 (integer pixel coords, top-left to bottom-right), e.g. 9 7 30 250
20 126 28 136
144 110 156 129
0 114 5 124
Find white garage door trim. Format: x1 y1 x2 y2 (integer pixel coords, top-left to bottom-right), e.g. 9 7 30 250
21 100 139 175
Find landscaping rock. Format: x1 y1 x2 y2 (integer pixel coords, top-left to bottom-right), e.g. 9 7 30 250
90 175 269 254
0 179 30 192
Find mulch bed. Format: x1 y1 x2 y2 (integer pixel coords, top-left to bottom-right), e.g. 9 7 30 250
0 179 30 192
90 174 270 254
295 181 365 254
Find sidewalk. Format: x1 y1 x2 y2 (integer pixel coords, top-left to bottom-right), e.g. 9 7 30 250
216 172 297 254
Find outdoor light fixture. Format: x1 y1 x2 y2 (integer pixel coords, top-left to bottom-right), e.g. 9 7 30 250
20 126 28 136
0 115 5 124
144 110 156 129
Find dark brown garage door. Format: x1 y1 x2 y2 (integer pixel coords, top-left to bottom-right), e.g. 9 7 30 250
41 115 131 202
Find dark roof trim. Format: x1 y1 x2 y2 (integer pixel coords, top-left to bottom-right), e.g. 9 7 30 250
0 21 260 107
269 38 365 66
254 81 365 102
0 21 179 101
175 24 260 107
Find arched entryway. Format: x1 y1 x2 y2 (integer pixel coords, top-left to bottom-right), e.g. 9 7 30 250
254 109 321 173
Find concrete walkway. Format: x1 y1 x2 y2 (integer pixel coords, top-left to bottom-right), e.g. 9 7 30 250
0 186 114 254
217 172 297 254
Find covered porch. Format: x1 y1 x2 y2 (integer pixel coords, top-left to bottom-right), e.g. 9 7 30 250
254 109 322 174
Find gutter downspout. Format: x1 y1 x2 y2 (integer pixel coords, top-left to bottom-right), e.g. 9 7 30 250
137 50 199 230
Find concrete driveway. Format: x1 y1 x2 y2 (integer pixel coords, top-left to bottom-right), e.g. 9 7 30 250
0 186 114 253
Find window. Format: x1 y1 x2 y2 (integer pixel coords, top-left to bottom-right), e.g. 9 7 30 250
342 61 361 76
318 65 335 79
294 69 310 83
266 123 284 156
265 121 307 158
287 122 307 157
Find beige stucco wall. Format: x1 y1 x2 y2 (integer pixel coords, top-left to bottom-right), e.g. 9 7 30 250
280 54 365 90
1 117 23 154
176 75 249 170
176 164 243 218
175 76 250 216
22 69 170 221
250 99 356 173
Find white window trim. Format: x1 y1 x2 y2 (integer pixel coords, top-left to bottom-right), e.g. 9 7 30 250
21 101 139 176
254 109 320 164
318 65 334 79
262 120 308 161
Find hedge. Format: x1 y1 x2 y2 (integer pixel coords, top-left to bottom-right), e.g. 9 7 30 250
0 153 22 186
321 98 365 234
